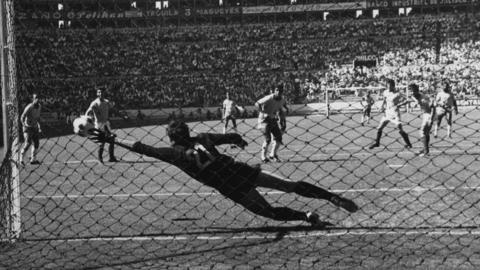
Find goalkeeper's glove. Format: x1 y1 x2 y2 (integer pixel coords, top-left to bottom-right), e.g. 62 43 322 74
88 128 116 144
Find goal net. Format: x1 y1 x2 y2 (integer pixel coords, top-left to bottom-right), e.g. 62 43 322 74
2 1 480 269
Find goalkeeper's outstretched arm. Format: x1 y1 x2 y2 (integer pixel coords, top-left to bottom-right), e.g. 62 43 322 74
88 128 176 162
89 128 136 150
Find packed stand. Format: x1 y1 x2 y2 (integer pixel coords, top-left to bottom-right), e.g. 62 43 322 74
16 12 480 115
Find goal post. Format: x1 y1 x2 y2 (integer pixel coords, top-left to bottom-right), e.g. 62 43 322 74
0 0 21 242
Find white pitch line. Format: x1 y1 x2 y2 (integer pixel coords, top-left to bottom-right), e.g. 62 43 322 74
20 227 480 244
24 185 480 200
387 164 405 168
63 159 100 164
37 140 480 166
38 145 478 167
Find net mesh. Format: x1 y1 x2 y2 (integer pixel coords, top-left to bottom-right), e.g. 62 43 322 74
2 1 480 269
0 0 20 242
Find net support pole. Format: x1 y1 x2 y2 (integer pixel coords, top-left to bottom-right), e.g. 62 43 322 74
325 88 330 118
0 0 6 153
0 0 21 241
406 85 410 113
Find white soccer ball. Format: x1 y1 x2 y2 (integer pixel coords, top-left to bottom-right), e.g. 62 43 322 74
73 115 94 137
237 106 245 114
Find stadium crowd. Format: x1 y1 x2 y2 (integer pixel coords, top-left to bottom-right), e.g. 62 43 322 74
16 11 480 116
319 38 480 98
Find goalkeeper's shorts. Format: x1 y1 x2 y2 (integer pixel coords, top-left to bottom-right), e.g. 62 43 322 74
261 117 283 143
200 162 261 202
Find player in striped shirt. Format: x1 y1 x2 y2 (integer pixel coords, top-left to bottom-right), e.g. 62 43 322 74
19 93 42 165
85 89 117 163
433 82 458 139
410 83 436 156
255 83 289 162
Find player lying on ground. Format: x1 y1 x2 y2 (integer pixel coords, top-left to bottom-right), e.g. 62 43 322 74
88 120 359 226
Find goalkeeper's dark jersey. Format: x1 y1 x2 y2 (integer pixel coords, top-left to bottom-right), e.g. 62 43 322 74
131 133 260 200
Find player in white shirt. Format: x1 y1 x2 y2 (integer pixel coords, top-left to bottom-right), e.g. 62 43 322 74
369 79 412 149
85 89 117 163
255 83 289 162
20 93 42 165
433 82 458 139
222 92 243 134
410 83 436 156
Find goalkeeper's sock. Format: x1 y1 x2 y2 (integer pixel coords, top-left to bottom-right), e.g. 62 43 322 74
294 181 332 200
375 129 382 145
422 136 429 154
109 143 116 161
223 126 226 134
400 131 412 148
98 147 104 162
447 125 451 138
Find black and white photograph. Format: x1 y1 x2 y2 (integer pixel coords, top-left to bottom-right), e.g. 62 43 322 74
1 0 480 269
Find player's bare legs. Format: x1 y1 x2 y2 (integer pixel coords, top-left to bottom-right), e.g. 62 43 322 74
369 120 411 149
419 124 431 156
31 135 40 164
105 127 117 162
361 110 370 126
224 117 238 134
369 120 388 149
20 133 31 165
267 122 283 162
98 126 117 163
256 171 358 213
434 115 443 138
20 131 40 165
223 118 229 134
446 113 453 138
433 114 452 138
232 118 237 134
260 122 273 162
269 139 281 162
261 141 270 162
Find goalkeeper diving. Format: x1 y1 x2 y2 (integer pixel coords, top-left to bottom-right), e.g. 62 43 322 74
88 120 359 226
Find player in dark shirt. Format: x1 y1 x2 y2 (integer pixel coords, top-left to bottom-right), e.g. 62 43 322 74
88 120 358 226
